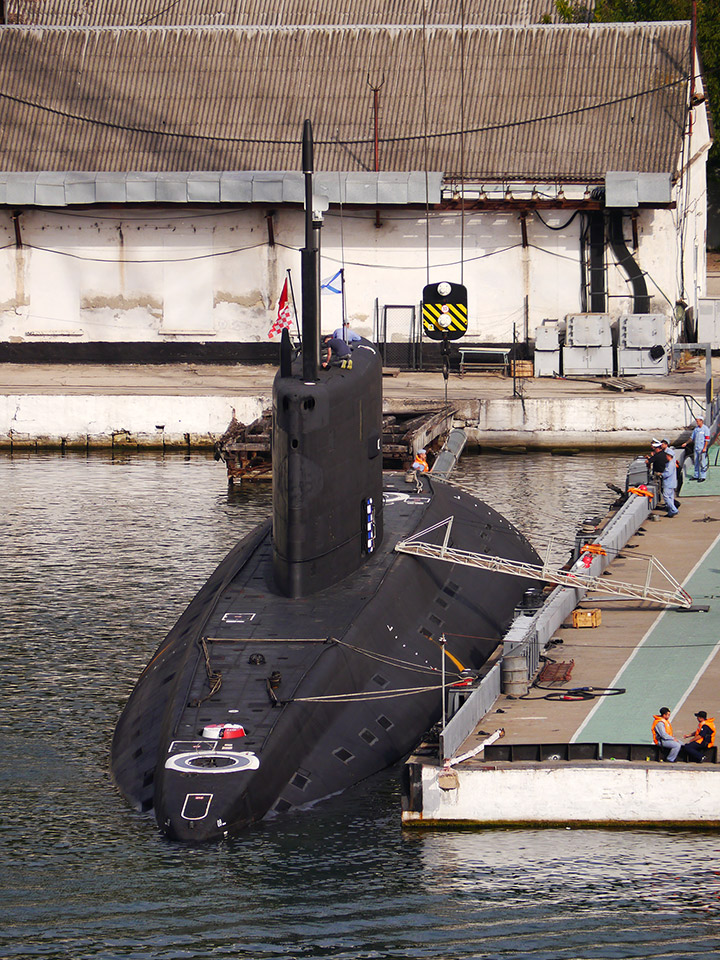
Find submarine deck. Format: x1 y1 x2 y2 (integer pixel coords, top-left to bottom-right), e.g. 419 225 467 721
171 472 438 747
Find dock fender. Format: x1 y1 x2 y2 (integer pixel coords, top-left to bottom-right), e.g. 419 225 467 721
401 762 424 814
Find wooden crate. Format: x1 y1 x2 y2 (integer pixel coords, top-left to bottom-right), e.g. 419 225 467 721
509 360 534 378
572 608 601 628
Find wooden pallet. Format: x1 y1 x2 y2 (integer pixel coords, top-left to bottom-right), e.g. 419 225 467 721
600 377 646 392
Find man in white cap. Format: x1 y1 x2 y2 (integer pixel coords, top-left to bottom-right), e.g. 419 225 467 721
646 440 666 488
682 416 711 482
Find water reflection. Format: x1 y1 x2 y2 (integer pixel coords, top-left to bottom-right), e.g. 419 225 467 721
452 449 629 565
3 450 718 960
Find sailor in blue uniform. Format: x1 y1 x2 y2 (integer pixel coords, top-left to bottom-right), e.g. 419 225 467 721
682 416 711 482
660 441 679 516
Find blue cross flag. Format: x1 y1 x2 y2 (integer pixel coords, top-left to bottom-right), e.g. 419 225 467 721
321 269 343 294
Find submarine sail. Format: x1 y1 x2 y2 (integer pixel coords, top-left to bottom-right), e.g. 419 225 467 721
110 121 539 841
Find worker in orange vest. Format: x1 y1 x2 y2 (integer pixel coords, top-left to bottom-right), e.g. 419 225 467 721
683 711 716 762
651 708 682 762
412 449 429 472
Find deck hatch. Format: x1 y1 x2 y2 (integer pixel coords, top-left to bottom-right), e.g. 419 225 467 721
206 637 329 643
222 613 256 623
181 793 213 820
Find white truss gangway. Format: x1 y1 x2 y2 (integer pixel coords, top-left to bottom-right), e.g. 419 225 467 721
395 517 692 609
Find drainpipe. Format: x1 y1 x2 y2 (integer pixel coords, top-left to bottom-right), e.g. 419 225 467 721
608 210 650 314
587 212 606 313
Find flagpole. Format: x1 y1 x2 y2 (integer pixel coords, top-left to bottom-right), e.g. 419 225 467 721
286 268 301 342
301 119 319 381
340 268 347 340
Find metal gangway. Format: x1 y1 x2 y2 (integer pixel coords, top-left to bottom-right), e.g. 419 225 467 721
395 517 692 608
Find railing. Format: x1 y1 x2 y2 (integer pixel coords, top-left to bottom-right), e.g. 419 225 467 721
440 663 502 760
438 489 653 761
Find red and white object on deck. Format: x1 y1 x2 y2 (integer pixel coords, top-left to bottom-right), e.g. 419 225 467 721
202 723 246 740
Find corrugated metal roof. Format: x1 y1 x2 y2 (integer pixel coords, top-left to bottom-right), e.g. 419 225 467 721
0 23 690 181
6 1 559 26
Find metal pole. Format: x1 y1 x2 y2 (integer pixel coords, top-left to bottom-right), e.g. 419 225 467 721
706 344 712 422
301 119 319 381
340 269 347 339
440 633 447 757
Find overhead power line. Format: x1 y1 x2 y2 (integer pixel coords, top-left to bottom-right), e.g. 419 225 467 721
0 75 689 148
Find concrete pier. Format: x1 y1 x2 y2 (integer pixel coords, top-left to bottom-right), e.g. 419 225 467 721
0 359 716 448
402 466 720 828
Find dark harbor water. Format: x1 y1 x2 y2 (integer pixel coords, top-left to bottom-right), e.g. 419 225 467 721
2 450 720 960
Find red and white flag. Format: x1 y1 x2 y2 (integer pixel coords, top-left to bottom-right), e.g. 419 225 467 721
268 279 292 339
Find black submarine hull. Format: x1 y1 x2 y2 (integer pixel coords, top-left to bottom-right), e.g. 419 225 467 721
111 464 538 841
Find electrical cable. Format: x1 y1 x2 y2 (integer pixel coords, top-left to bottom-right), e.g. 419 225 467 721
278 240 523 272
0 76 689 148
517 656 625 701
459 0 465 288
422 0 430 286
19 239 266 264
136 0 184 26
533 209 579 231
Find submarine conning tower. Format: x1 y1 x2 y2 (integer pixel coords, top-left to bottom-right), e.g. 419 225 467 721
272 339 384 598
272 119 383 597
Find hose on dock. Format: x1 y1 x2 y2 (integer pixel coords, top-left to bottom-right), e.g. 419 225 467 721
517 655 626 702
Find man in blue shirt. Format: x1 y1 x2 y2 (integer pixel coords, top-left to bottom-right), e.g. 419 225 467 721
682 416 711 482
333 326 361 343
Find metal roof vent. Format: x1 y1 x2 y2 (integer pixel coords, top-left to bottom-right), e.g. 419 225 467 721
605 172 672 207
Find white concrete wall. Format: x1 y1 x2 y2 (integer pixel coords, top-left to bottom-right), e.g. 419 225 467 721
408 763 720 825
0 392 697 448
0 394 269 447
0 195 703 349
463 394 693 447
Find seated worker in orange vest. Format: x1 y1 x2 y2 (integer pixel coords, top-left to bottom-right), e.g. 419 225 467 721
683 710 716 762
651 708 683 762
412 449 429 472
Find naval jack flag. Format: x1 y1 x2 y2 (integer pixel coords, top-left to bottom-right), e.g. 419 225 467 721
268 278 292 339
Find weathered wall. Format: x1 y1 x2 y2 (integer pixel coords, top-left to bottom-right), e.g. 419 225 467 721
456 395 693 448
0 197 698 351
0 392 697 448
408 763 720 825
0 394 269 447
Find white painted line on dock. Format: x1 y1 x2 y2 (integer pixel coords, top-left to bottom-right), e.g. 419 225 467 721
573 527 720 744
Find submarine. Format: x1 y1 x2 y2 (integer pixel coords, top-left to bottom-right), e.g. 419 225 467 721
110 121 540 841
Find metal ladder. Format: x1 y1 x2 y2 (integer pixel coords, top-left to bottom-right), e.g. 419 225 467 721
395 517 692 608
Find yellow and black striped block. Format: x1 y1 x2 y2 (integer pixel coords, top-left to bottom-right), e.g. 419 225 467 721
422 282 468 341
